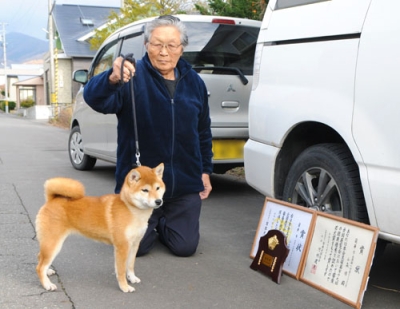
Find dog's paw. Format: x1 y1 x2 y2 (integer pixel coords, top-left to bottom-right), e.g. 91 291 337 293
127 272 141 284
120 284 135 293
43 280 57 291
47 269 56 276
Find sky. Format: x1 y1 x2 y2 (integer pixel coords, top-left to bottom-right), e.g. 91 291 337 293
0 0 121 41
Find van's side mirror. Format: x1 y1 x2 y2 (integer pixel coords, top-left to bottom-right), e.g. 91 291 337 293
73 70 89 85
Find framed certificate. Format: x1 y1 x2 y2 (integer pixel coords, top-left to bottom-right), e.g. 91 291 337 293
251 198 315 279
300 212 379 309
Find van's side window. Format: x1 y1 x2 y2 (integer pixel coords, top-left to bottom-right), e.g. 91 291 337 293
275 0 328 10
120 33 145 61
92 40 119 77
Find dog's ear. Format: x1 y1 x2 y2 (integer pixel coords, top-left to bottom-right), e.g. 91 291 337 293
129 169 141 183
154 163 164 178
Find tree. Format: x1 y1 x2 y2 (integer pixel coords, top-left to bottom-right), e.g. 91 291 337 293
195 0 268 20
89 0 206 50
89 0 161 50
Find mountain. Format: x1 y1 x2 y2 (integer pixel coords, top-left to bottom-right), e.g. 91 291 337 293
0 32 48 65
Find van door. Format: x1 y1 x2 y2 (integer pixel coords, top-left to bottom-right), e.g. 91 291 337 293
184 22 259 131
354 0 400 236
80 40 120 158
102 32 147 159
265 0 371 40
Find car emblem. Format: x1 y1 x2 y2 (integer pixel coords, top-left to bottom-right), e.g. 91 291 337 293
227 84 236 92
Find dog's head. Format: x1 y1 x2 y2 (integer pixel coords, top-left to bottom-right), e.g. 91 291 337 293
121 163 165 210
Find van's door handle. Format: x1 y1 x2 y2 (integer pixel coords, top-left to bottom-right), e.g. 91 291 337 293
222 101 239 108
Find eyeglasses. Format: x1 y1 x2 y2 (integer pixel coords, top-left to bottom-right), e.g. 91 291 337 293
148 42 182 52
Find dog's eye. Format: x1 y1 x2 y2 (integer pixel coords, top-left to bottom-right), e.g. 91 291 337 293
142 189 149 193
156 186 160 191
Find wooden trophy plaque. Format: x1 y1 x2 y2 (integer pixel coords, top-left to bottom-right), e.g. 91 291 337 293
250 229 290 284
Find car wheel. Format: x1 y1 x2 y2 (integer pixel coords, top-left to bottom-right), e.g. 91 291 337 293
282 143 368 223
68 125 96 170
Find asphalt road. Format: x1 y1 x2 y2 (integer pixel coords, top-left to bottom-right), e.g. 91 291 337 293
0 112 399 309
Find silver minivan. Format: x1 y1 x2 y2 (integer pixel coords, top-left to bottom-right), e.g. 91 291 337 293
70 15 261 173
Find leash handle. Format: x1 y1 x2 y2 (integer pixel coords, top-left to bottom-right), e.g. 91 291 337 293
120 53 141 167
119 53 136 85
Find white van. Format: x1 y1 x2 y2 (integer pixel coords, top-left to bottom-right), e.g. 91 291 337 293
244 0 400 246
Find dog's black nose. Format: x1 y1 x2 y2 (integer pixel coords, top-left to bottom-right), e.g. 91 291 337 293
155 199 163 206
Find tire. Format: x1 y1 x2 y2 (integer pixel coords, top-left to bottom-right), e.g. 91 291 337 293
68 125 96 171
282 143 368 223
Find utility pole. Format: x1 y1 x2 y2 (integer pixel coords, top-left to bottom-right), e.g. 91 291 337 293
0 22 8 113
48 0 57 116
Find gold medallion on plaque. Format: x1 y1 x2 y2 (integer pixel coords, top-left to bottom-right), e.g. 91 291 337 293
268 235 279 250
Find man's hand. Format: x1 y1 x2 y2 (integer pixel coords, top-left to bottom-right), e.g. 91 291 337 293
199 173 212 200
109 56 136 84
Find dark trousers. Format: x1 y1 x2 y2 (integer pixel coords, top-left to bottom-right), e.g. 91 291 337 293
137 193 202 257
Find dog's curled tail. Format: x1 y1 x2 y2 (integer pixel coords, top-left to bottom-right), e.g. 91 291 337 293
44 177 85 202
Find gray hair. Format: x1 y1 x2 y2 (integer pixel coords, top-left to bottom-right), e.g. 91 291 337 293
144 15 189 48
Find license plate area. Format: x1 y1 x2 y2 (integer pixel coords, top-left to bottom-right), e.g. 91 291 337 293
212 139 246 160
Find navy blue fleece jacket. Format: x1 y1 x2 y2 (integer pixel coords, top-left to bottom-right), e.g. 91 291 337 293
83 54 213 197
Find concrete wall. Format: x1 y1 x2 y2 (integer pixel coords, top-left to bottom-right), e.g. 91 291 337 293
24 105 52 119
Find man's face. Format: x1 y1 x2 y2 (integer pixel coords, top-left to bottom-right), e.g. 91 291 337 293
146 26 183 79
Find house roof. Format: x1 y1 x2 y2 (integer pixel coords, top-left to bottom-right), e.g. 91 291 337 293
53 4 120 58
14 76 44 86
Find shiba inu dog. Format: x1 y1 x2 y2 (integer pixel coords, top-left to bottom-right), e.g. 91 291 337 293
35 163 165 293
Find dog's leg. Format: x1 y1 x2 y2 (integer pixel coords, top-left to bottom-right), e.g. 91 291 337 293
114 243 135 292
126 242 141 284
36 232 68 291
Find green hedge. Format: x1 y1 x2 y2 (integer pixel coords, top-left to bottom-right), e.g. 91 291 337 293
0 101 16 111
20 98 35 108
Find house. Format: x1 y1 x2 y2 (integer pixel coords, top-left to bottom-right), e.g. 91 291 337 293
10 74 47 118
0 63 44 110
13 71 45 107
44 4 120 107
